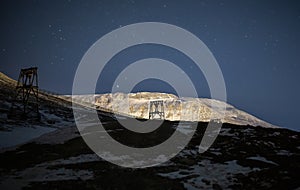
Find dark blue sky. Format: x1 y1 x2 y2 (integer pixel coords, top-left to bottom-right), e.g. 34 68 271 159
1 0 300 131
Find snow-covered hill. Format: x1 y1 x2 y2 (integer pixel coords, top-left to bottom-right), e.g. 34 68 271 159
70 92 278 128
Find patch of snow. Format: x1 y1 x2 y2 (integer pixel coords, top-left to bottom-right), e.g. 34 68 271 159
32 168 93 181
247 156 278 165
176 124 194 135
159 159 260 189
40 110 65 122
98 151 131 162
269 132 281 136
43 154 101 166
178 149 198 158
276 150 293 156
0 126 56 150
153 154 169 163
290 135 298 139
220 128 236 137
210 151 222 156
33 126 78 145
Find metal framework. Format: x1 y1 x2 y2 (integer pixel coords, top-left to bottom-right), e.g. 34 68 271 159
9 67 40 119
149 100 165 119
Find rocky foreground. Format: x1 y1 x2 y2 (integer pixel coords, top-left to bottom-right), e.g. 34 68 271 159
0 118 299 190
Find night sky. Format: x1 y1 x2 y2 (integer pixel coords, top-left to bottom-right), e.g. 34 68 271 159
1 0 300 131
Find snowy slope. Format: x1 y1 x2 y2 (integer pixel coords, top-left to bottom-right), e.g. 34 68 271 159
0 72 76 151
70 92 278 128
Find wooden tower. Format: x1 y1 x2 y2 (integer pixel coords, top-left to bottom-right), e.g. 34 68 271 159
149 100 165 119
9 67 40 119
